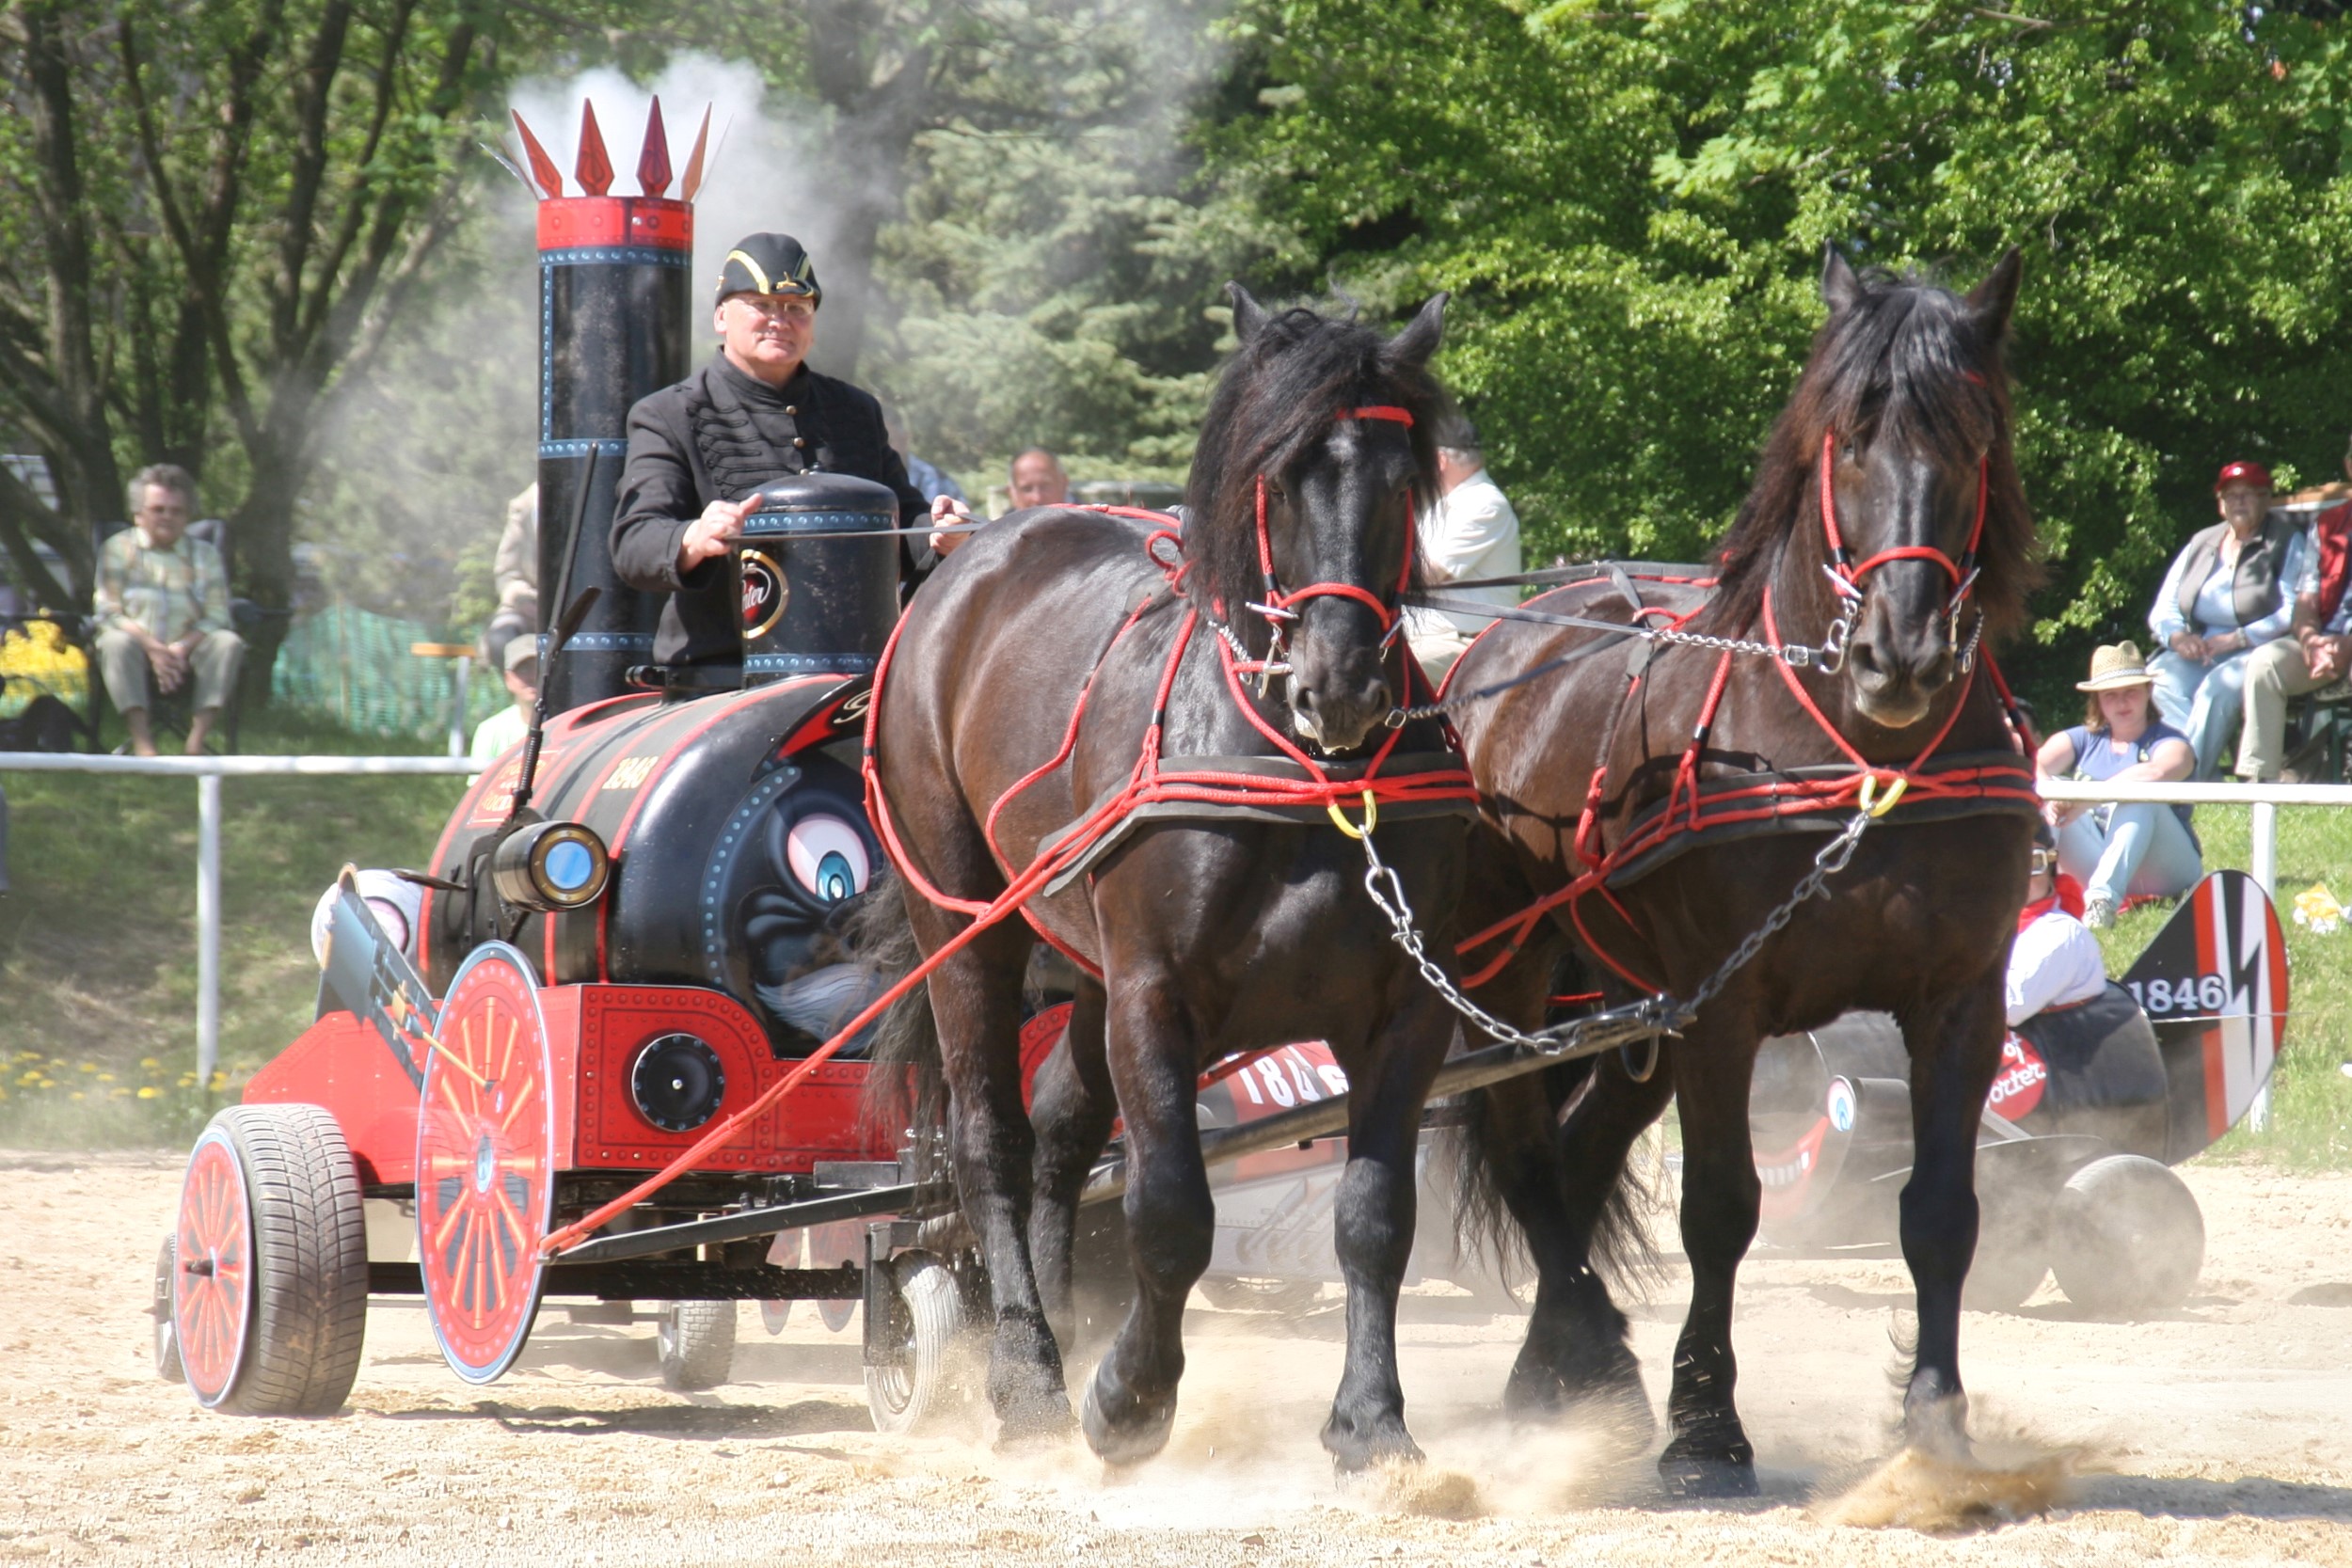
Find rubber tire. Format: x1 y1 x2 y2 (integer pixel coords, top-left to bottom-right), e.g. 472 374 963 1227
2050 1154 2204 1317
204 1104 370 1415
657 1301 738 1391
152 1237 184 1384
864 1255 967 1434
1962 1163 2051 1313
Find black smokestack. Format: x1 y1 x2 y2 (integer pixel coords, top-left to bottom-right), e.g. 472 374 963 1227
516 99 702 714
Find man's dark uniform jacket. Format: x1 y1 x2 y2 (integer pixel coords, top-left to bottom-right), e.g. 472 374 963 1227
612 352 932 668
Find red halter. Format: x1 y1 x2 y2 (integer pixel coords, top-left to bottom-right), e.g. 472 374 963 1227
1817 427 1987 615
1250 405 1418 641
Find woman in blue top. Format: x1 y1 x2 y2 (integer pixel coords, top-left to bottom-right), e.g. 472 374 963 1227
2036 641 2201 928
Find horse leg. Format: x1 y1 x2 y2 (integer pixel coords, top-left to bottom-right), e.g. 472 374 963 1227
917 908 1072 1440
1896 975 2007 1457
1320 987 1451 1470
1503 1053 1673 1438
1081 968 1212 1465
1657 1012 1764 1498
1027 977 1116 1353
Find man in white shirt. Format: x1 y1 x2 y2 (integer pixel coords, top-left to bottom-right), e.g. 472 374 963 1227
1402 417 1520 683
2007 826 2107 1026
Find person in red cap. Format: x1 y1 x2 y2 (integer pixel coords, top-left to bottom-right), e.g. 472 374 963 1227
2235 431 2352 780
2145 458 2311 777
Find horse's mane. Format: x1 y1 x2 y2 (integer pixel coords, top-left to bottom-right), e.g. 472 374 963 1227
1708 268 2040 640
1182 304 1445 630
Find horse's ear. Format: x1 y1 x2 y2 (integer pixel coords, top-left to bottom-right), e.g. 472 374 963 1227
1820 244 1863 316
1386 292 1448 370
1965 247 2025 342
1228 282 1269 344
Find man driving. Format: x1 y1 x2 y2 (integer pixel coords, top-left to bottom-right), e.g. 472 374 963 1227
612 232 972 670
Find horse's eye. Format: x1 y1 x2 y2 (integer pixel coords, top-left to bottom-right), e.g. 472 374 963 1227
1841 440 1859 465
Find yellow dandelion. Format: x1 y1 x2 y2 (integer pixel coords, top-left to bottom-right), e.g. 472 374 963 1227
69 1091 84 1101
140 1057 162 1069
78 1063 98 1074
209 1072 229 1092
137 1086 162 1100
95 1072 115 1084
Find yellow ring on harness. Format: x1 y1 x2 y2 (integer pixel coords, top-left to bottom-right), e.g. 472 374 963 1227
1859 773 1909 818
1327 789 1378 840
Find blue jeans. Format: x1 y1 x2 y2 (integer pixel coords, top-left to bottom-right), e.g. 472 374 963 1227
2149 645 2253 779
2057 803 2202 906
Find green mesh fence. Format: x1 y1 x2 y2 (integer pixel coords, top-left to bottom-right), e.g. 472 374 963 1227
271 605 506 741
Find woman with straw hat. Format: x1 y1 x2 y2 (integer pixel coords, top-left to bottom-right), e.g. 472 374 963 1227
2034 641 2201 927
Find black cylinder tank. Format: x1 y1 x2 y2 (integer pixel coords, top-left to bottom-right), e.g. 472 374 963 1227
734 474 900 684
535 196 691 714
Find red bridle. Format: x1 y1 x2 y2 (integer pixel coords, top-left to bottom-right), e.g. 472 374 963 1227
1817 427 1988 620
1250 404 1418 642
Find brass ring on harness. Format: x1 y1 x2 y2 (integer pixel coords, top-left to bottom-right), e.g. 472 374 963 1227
1327 788 1378 840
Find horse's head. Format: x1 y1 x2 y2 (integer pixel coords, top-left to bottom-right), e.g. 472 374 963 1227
1716 248 2036 734
1191 285 1448 752
1813 248 2026 729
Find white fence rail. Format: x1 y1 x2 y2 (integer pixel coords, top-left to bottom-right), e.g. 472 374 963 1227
0 752 481 1088
0 755 2340 1111
2037 777 2352 899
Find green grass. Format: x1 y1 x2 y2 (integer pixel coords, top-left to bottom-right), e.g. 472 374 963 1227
2094 802 2352 1172
3 710 2346 1167
0 708 465 1147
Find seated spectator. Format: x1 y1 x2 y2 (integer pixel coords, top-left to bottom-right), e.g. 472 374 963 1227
2007 822 2105 1027
1401 416 1521 683
1008 447 1070 510
2036 641 2201 928
482 482 538 673
2235 435 2352 782
2147 460 2308 777
468 637 538 781
94 464 246 756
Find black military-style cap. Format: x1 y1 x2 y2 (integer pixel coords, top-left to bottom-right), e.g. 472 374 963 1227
715 232 822 308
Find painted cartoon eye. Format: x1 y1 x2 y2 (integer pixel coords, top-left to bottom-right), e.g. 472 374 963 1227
786 815 870 904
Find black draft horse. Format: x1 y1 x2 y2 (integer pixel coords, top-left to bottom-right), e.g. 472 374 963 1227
1447 250 2040 1496
866 287 1466 1467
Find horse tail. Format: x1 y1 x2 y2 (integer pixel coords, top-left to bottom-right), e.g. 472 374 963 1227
1451 1053 1663 1298
848 872 948 1167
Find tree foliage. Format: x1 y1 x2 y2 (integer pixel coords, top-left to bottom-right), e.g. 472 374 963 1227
0 0 508 675
1214 0 2352 654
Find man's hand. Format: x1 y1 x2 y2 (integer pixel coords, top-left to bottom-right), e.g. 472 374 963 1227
2168 629 2209 663
144 635 188 694
676 497 755 575
929 493 978 559
2311 633 2349 684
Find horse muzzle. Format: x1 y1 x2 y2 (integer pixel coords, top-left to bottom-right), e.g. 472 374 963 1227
1287 652 1396 754
1844 619 1957 731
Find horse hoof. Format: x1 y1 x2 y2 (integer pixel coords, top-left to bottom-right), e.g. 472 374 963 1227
1321 1415 1423 1475
1080 1367 1176 1466
993 1389 1073 1448
1658 1448 1760 1500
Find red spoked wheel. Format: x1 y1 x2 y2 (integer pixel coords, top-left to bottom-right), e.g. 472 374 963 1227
416 942 556 1385
174 1131 252 1406
172 1104 370 1415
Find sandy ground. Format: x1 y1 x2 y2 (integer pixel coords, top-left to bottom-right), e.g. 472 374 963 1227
4 1152 2350 1565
